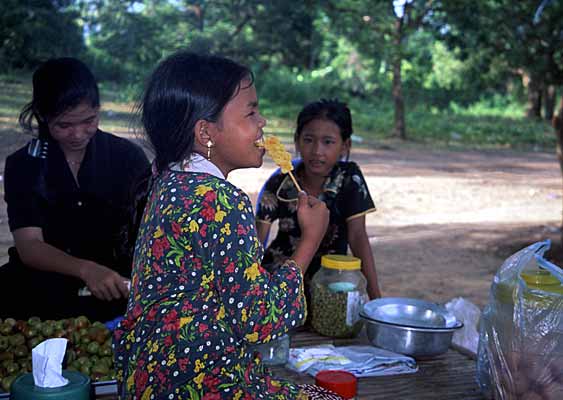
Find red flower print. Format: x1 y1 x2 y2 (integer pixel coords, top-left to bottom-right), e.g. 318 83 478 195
199 323 208 333
131 303 143 319
135 370 148 391
204 190 217 202
201 204 215 221
152 239 165 259
202 393 221 400
163 309 178 324
164 335 173 346
225 262 235 273
200 224 208 237
260 323 272 340
163 310 179 331
178 358 189 371
147 306 158 321
172 221 182 238
237 224 246 235
203 375 221 390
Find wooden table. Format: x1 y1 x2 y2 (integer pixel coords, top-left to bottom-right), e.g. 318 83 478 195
270 328 486 400
94 328 485 400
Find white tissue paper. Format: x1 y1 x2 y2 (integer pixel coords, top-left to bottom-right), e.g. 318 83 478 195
32 338 70 388
444 297 481 358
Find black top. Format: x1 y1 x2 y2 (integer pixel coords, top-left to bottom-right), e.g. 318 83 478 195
2 130 150 321
256 160 376 279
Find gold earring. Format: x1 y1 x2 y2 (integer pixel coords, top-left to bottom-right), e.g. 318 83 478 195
206 140 213 160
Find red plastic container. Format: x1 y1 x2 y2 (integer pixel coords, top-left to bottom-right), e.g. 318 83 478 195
315 370 357 399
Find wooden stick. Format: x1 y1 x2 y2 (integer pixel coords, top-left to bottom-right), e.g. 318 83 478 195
288 171 303 192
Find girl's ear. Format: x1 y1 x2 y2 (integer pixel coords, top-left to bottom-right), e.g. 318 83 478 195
341 138 352 159
194 119 212 148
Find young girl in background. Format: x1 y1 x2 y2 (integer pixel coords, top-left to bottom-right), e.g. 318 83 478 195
256 98 381 299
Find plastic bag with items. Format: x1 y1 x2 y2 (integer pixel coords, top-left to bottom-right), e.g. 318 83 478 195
477 240 563 400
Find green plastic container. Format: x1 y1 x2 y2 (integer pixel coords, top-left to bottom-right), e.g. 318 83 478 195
10 371 91 400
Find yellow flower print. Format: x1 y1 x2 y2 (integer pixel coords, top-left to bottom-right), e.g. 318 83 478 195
238 201 245 211
241 309 248 323
189 220 199 233
126 373 135 390
153 226 164 238
195 185 212 196
245 331 259 343
219 237 225 243
244 263 260 281
147 361 157 373
221 223 231 235
280 281 287 290
217 305 225 320
150 341 159 353
141 387 153 400
194 372 205 389
167 353 176 366
194 359 204 373
270 379 282 389
234 390 243 400
202 271 215 286
180 316 193 328
215 205 227 223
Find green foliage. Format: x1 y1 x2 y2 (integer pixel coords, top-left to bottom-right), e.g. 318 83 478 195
0 0 85 69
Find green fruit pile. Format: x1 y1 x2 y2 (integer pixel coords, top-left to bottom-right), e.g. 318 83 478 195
0 316 115 393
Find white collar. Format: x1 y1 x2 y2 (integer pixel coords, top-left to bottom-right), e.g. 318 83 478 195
170 153 225 180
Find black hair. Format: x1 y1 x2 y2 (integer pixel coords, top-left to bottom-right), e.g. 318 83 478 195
18 57 100 140
140 51 253 172
294 98 353 143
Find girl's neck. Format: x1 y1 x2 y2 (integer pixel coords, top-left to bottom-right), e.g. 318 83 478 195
298 169 326 197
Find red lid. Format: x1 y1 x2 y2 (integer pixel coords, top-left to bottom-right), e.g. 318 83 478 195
315 370 357 399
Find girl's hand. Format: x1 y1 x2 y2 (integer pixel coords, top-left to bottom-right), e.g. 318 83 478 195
80 261 130 301
296 191 329 246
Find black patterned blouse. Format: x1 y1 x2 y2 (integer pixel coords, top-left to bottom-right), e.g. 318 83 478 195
256 161 376 279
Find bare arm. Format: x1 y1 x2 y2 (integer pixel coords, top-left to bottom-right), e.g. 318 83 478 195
256 220 271 247
13 227 129 301
347 216 381 299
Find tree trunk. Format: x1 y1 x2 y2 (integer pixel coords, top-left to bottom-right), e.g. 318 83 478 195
391 17 406 140
553 96 563 247
544 85 556 121
526 76 542 118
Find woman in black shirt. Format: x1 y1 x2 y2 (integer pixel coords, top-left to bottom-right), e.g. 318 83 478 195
0 58 149 321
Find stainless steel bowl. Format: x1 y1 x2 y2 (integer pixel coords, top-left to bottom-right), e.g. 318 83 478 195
360 297 463 358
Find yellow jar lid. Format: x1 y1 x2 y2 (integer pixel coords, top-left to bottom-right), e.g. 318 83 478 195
521 269 560 286
321 255 361 270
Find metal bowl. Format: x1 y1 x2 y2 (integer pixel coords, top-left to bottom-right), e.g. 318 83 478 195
360 297 463 358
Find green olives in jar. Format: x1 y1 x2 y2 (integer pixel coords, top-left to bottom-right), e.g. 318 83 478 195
310 255 368 338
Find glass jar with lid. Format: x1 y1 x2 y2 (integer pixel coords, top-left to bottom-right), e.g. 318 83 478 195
249 334 290 365
310 255 368 338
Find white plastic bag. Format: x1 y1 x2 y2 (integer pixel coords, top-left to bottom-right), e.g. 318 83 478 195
477 240 563 400
444 297 480 358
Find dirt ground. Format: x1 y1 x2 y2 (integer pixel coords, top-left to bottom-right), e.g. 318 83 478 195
1 131 562 310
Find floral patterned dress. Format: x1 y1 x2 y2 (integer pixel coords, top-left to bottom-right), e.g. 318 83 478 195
114 169 308 399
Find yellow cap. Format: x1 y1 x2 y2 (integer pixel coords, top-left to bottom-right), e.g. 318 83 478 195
321 255 361 270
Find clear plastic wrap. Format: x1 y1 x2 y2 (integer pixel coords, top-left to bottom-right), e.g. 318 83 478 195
477 240 563 400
